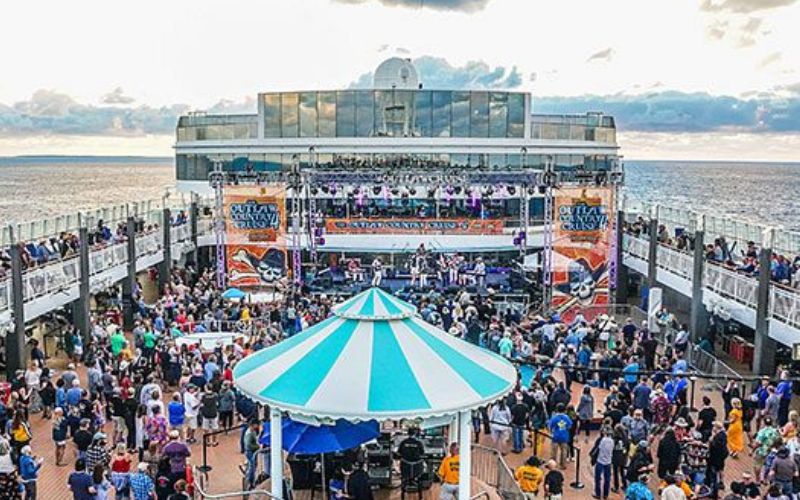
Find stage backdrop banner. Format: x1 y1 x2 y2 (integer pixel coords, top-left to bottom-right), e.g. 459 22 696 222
551 187 615 321
223 185 287 288
325 218 506 235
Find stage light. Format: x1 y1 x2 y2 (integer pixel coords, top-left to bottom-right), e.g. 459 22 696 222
409 188 417 196
352 187 360 195
527 187 536 196
507 186 516 195
454 186 462 195
373 186 382 195
330 185 337 195
391 188 399 196
538 185 547 194
427 188 436 198
321 185 329 194
310 187 318 195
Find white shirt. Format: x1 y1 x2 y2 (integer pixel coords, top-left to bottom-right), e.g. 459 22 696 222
184 391 200 418
24 368 42 389
660 484 687 500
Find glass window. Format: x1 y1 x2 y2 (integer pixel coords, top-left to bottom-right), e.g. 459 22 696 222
336 91 356 137
415 90 432 137
470 91 489 138
281 93 299 138
507 93 524 138
431 91 451 137
299 92 318 137
374 90 390 136
489 92 508 138
356 91 374 137
318 91 336 137
263 94 281 138
451 91 470 137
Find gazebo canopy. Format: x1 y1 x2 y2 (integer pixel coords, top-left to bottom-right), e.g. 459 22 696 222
233 287 517 422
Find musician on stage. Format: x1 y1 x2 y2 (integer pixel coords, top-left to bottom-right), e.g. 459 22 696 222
371 257 383 287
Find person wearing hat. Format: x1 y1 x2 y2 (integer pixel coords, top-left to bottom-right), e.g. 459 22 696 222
85 431 110 473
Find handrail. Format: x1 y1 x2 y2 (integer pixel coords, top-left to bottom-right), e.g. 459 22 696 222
471 491 490 500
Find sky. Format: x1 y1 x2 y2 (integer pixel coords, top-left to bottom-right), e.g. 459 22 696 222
0 0 799 160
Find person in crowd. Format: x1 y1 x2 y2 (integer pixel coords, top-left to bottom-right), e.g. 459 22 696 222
438 443 460 500
547 404 573 470
590 426 614 500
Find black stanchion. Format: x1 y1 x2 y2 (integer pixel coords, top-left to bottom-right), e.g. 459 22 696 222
690 376 697 411
198 433 212 474
569 444 584 490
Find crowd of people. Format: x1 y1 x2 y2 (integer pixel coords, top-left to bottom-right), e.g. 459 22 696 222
624 218 800 289
0 253 795 500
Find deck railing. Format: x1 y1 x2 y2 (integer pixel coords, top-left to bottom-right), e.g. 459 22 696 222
702 263 758 308
769 285 800 330
656 244 693 280
471 445 525 500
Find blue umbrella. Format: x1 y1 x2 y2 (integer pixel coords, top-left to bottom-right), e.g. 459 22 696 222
259 418 380 454
222 287 247 300
259 418 380 495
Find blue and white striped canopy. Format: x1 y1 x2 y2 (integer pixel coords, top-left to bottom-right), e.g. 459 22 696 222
233 288 517 421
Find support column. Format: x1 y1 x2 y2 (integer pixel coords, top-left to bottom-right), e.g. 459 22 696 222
689 230 708 342
122 217 137 332
614 210 629 304
189 197 199 274
753 247 776 375
647 218 658 289
7 244 26 378
458 409 471 500
448 415 459 444
75 226 92 343
270 408 283 499
158 208 172 292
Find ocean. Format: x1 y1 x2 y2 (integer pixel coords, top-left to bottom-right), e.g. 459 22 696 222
0 156 798 230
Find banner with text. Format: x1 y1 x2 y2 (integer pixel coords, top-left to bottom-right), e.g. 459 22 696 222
223 185 287 288
551 187 615 321
325 218 506 235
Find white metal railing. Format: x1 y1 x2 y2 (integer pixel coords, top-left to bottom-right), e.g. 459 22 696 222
658 205 698 234
135 231 163 258
21 257 81 301
703 263 758 308
769 285 800 329
656 244 694 280
623 233 650 261
0 278 10 313
88 242 129 275
170 223 191 243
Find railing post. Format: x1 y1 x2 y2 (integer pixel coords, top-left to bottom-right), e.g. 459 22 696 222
189 195 199 278
159 208 172 292
7 240 27 379
690 230 708 342
647 218 658 289
122 217 137 332
753 247 776 375
75 226 92 344
614 210 629 303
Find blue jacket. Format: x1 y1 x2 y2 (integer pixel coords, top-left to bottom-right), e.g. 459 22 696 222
19 454 41 480
547 413 573 443
168 401 185 426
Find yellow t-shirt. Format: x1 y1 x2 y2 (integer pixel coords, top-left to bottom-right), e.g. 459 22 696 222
241 308 251 321
515 465 543 493
439 455 460 484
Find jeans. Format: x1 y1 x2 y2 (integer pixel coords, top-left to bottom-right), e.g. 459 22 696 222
512 426 525 452
594 463 611 498
245 449 258 488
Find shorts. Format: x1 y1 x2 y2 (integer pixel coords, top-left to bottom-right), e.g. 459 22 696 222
186 416 198 430
112 416 126 428
171 423 184 431
203 417 219 430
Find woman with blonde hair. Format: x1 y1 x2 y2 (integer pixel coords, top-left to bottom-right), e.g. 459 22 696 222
726 398 745 457
781 410 799 440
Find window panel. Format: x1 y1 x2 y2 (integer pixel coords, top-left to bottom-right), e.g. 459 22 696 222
280 93 299 138
263 94 281 138
431 91 451 137
470 91 489 138
356 91 374 137
336 91 356 137
318 91 336 137
507 93 525 138
489 92 508 138
415 90 432 137
451 91 470 137
299 92 318 137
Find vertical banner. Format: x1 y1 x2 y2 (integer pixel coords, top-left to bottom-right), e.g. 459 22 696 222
552 187 614 321
223 185 287 288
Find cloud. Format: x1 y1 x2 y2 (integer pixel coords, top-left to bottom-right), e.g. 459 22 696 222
351 55 522 89
586 47 614 63
700 0 798 13
0 89 189 137
101 87 135 105
706 20 729 39
534 91 800 134
758 51 782 69
333 0 490 12
206 95 257 114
